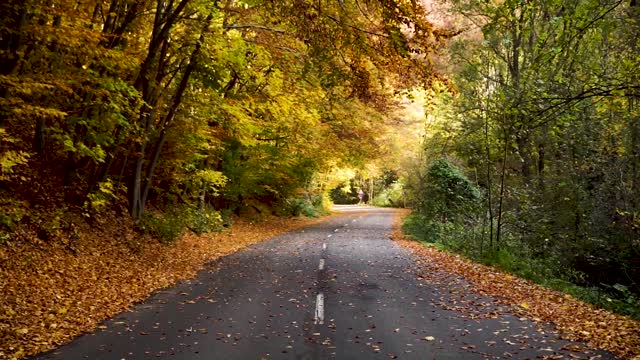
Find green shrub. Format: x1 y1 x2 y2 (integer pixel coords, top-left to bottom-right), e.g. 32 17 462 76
140 209 187 243
187 206 223 234
83 179 119 216
0 196 27 232
402 214 438 243
312 193 332 215
371 181 405 207
140 205 225 242
421 159 481 219
279 194 330 218
329 181 359 204
220 208 234 227
287 197 318 217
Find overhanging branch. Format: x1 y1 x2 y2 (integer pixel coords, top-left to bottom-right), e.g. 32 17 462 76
223 24 287 34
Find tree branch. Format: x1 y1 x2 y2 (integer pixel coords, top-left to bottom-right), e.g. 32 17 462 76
223 24 287 34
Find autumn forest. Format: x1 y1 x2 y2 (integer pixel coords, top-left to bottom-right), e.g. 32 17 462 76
1 0 640 358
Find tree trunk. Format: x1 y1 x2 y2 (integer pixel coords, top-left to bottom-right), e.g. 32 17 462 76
536 124 548 191
516 128 532 185
199 182 208 210
33 119 46 156
0 0 28 75
495 128 509 250
484 111 494 249
128 0 192 218
132 11 213 219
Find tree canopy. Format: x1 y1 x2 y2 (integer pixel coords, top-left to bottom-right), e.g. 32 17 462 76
400 0 640 317
0 0 452 233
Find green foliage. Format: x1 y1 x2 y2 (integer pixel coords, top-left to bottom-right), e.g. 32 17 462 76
371 181 404 207
403 213 640 320
0 129 30 181
140 209 187 244
329 180 359 205
84 179 119 215
187 207 224 235
0 196 27 233
416 159 481 222
140 204 224 242
400 0 640 316
402 213 434 243
287 198 317 217
31 207 71 241
278 194 330 218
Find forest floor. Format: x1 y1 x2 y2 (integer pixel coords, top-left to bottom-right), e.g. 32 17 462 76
0 213 329 360
391 209 640 359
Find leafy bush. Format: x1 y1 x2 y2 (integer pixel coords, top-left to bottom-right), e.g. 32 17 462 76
417 159 482 222
187 206 223 235
371 181 405 207
0 129 31 182
0 196 27 232
83 179 119 216
404 160 482 250
220 208 234 227
312 193 332 215
287 198 318 217
140 205 224 242
402 214 439 243
140 209 187 243
329 180 359 204
279 194 330 218
30 206 72 241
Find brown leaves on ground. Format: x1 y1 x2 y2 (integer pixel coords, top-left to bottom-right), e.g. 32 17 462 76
391 210 640 359
0 214 326 360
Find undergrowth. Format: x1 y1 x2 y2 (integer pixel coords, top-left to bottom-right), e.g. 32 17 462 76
140 205 224 243
403 213 640 320
277 194 331 218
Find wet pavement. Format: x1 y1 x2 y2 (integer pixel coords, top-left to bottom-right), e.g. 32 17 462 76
33 206 615 359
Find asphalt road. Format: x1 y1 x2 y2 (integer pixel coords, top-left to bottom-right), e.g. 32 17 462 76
33 206 615 359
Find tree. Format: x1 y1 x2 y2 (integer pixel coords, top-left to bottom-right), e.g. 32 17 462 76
404 0 640 304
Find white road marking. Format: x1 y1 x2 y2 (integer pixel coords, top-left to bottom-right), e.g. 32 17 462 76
315 293 325 324
327 234 332 238
319 258 325 270
334 229 339 232
322 243 327 250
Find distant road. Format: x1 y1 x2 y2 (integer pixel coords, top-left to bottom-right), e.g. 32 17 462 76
34 206 614 359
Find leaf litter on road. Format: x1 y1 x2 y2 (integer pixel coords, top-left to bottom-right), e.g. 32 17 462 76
0 214 329 360
392 209 640 359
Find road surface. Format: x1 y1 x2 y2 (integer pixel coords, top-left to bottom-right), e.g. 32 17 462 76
34 206 614 359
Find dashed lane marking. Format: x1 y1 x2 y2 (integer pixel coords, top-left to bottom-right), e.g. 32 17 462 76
319 258 325 271
315 293 324 325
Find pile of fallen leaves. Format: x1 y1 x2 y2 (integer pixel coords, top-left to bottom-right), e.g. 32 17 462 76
391 210 640 359
0 214 325 360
